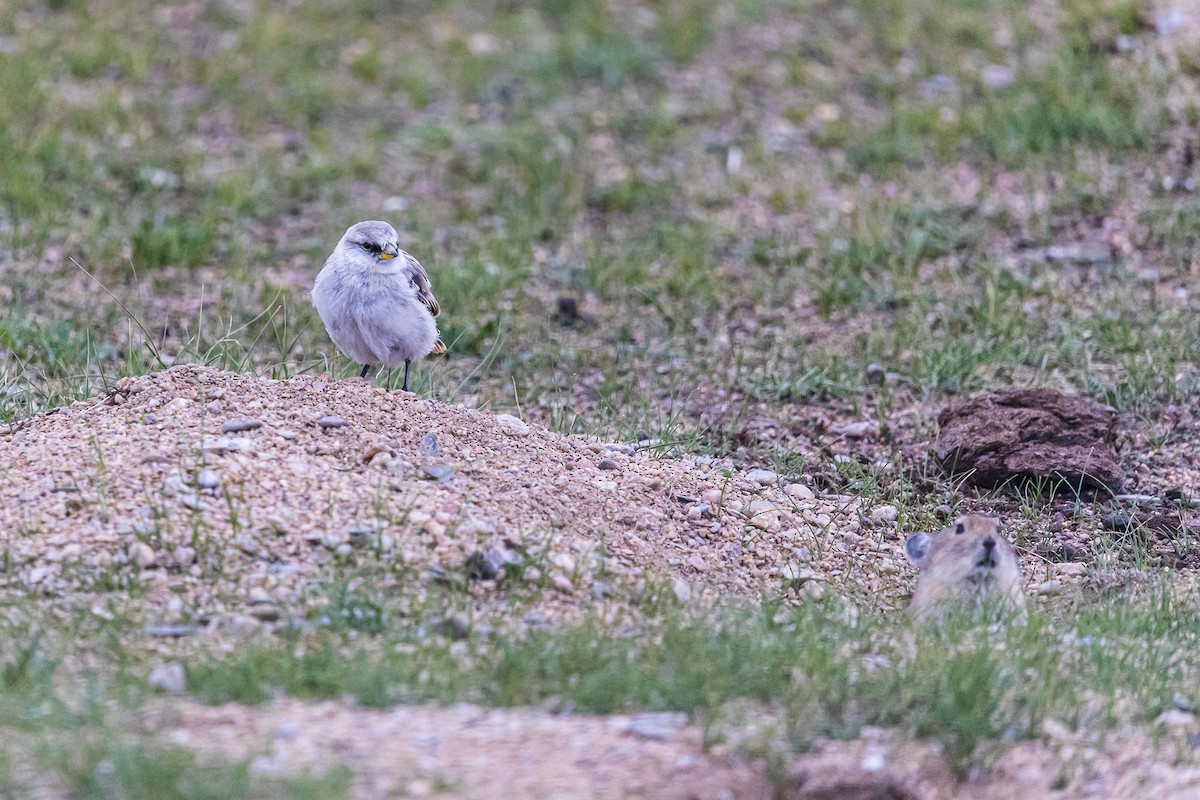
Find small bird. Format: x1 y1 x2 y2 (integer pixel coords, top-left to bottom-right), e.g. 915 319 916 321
312 220 446 392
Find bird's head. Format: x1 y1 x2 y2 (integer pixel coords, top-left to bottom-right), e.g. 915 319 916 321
339 220 401 266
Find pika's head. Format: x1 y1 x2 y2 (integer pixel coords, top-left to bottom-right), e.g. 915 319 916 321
904 514 1026 620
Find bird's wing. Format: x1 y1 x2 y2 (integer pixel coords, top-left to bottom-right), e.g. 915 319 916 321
403 251 447 356
403 252 440 318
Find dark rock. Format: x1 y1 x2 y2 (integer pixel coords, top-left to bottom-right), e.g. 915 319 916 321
432 614 470 640
1036 542 1083 563
1102 511 1194 536
556 296 580 322
933 389 1123 493
419 433 441 457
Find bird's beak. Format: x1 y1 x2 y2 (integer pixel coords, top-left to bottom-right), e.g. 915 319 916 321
380 243 399 260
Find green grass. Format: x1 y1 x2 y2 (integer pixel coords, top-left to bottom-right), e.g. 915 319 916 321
165 586 1200 771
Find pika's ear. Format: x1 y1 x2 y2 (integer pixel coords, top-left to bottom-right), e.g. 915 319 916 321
904 532 932 568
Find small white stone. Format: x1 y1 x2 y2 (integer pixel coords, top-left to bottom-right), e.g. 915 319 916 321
783 483 815 500
130 542 157 567
321 531 347 549
195 469 220 490
745 469 778 486
671 578 692 604
870 505 898 524
1156 708 1196 729
1035 579 1062 596
746 499 780 531
148 662 186 695
495 414 530 436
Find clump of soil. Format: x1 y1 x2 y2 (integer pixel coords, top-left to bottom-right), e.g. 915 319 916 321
933 389 1124 493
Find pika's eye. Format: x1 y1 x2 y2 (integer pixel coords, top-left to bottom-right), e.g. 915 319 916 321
954 522 965 535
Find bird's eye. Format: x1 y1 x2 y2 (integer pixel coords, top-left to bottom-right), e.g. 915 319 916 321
363 242 380 253
954 522 965 535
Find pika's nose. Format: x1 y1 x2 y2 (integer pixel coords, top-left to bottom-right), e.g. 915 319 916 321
982 536 996 553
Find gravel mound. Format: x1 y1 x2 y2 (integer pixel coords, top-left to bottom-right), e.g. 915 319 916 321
0 366 901 624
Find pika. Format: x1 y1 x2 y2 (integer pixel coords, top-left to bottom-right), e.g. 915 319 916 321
903 514 1026 621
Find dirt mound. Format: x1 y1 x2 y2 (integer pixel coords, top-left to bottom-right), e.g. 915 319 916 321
0 366 894 624
933 389 1123 493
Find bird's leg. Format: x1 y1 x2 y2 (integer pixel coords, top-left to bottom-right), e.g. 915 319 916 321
359 364 370 379
402 359 411 392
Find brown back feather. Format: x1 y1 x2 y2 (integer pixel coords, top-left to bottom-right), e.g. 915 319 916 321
404 252 440 318
404 251 446 355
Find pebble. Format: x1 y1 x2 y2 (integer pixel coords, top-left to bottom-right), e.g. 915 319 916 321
832 421 875 439
1055 562 1086 577
317 415 350 428
346 526 375 547
746 469 777 486
870 505 898 524
597 458 621 471
595 480 617 491
495 414 530 436
784 483 815 500
686 554 708 572
746 499 780 531
420 433 441 457
221 419 263 433
147 662 186 695
143 624 197 638
197 437 255 454
1155 708 1196 729
465 548 512 580
551 574 574 593
321 531 348 549
249 604 280 622
671 578 692 604
195 469 220 490
629 712 682 741
172 546 196 566
1035 579 1063 596
424 465 455 483
130 542 157 567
